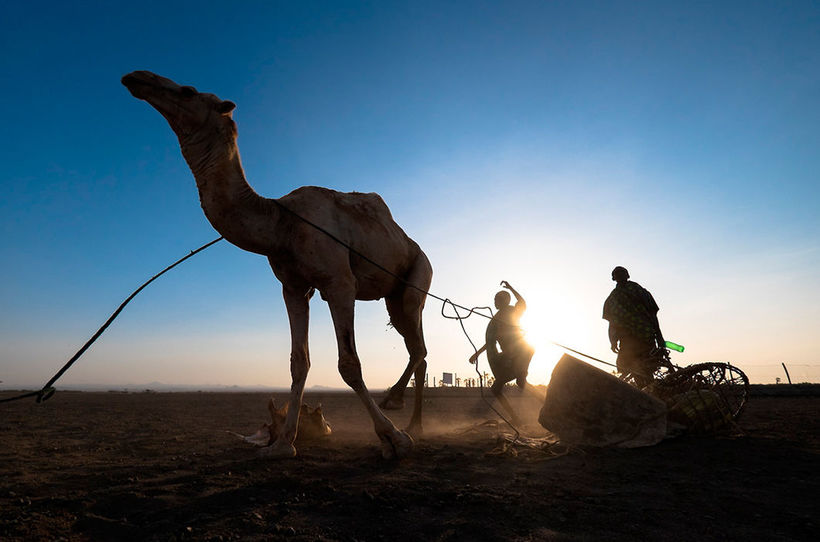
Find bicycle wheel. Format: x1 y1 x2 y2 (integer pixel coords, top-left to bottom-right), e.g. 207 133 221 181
656 362 750 432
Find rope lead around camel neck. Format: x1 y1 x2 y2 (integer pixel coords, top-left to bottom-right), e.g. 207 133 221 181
4 199 614 409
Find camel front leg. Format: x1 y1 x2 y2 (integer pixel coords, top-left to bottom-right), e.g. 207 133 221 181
326 290 413 459
261 285 311 458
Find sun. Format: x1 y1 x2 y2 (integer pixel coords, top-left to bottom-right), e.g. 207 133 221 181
519 308 565 385
517 288 602 386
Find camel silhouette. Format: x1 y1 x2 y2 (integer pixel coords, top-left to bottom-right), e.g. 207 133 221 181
122 71 432 458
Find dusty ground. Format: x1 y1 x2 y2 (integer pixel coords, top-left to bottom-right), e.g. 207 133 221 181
1 387 818 541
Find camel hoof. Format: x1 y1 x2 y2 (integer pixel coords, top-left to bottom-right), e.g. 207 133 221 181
406 422 423 440
380 430 414 459
378 387 405 410
258 439 297 459
379 396 405 410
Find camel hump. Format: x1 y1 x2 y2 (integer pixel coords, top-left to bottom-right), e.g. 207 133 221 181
279 186 404 235
283 185 391 214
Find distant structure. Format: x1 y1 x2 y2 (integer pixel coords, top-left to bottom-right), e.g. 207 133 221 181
408 373 484 388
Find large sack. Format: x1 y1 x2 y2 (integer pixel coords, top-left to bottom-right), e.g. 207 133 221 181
539 354 667 448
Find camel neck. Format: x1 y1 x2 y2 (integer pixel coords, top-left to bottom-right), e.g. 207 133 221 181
180 136 278 255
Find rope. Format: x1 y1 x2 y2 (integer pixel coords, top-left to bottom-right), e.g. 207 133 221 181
0 200 494 406
272 199 491 319
0 237 224 405
442 300 522 441
273 199 543 439
3 197 617 408
275 199 619 370
551 343 617 369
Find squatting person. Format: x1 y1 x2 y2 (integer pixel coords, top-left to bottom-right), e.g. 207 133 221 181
468 281 535 424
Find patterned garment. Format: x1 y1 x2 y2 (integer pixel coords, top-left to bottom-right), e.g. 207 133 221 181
602 281 659 341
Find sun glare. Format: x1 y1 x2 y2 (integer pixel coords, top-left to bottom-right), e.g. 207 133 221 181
519 288 601 386
520 309 563 385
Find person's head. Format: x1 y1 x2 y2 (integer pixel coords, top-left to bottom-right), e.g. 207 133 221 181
494 290 511 309
611 266 630 283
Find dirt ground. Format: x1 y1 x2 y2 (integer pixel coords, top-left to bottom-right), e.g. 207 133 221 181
1 387 818 541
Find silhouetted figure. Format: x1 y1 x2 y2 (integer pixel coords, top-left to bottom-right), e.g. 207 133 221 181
469 281 535 424
602 266 666 387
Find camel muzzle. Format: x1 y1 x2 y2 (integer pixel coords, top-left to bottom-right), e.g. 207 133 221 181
122 71 180 100
121 73 150 99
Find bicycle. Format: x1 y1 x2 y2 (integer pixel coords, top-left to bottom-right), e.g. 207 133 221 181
620 346 750 434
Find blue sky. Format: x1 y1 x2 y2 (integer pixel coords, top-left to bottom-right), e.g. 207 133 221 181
2 1 819 389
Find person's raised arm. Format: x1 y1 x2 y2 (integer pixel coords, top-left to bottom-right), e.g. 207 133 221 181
501 280 526 309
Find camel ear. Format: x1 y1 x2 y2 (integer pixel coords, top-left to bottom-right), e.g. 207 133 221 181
218 100 236 114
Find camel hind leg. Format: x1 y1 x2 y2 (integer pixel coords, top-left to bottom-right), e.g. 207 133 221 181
381 295 428 436
325 283 413 459
380 253 432 437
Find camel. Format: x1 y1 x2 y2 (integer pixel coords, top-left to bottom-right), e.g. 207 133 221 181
230 400 332 447
122 71 432 458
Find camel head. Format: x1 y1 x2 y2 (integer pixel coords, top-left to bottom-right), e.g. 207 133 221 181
121 70 236 141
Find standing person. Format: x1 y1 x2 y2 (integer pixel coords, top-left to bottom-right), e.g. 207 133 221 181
602 266 668 386
468 281 536 424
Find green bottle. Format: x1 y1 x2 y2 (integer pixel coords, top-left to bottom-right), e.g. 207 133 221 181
665 341 685 353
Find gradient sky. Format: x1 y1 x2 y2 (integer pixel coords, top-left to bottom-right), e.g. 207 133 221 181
2 1 819 390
